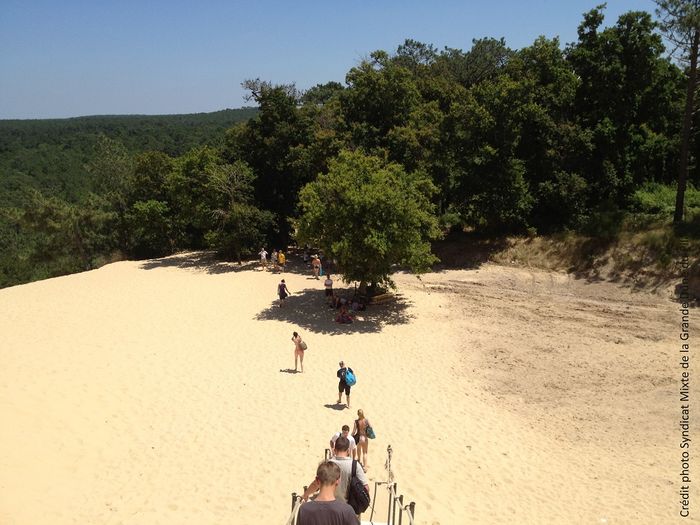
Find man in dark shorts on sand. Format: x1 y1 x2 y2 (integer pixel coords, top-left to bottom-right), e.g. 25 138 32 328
337 361 353 408
324 274 333 303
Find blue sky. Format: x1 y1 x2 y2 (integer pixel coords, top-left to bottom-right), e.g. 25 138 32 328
1 0 657 119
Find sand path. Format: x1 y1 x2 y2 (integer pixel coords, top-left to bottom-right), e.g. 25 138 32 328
0 252 691 524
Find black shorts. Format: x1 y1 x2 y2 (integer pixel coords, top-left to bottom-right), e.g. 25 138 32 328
338 382 351 395
325 288 333 297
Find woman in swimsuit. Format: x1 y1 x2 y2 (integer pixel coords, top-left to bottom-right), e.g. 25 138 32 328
353 409 371 468
292 331 305 373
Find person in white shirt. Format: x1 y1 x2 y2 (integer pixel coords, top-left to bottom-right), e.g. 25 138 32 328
329 424 356 459
303 437 369 514
259 248 268 270
324 275 334 303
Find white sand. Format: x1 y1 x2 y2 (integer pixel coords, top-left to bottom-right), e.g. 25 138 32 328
0 252 693 524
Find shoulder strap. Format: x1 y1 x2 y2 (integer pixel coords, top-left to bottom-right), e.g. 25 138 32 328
351 459 357 478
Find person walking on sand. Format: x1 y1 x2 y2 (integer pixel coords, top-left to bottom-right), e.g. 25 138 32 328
303 437 369 521
297 461 358 525
336 361 353 408
259 247 268 270
278 279 291 307
330 424 356 459
278 250 286 272
292 331 306 373
312 255 321 279
352 409 372 469
324 274 333 303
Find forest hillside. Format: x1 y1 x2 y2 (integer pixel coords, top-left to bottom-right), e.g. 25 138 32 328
1 5 698 290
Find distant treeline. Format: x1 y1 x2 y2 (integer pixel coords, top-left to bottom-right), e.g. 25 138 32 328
0 108 258 205
0 5 698 288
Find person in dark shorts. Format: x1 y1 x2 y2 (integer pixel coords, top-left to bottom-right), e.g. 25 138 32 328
336 361 353 408
324 274 333 303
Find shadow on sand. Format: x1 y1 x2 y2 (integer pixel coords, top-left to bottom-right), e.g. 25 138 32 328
279 368 301 374
138 248 334 278
254 287 413 335
139 251 258 274
323 403 348 411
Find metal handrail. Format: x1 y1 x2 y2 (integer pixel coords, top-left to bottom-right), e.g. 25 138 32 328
289 444 416 525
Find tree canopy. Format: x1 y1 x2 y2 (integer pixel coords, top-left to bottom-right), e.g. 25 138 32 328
2 5 698 288
296 150 440 291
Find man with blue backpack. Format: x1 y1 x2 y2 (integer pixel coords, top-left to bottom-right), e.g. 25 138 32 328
336 361 356 409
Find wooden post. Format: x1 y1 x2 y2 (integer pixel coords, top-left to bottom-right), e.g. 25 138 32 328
387 483 394 524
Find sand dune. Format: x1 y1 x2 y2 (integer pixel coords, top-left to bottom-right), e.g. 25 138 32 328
0 252 691 524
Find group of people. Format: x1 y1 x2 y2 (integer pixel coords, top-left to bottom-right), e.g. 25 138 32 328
268 249 376 523
283 337 374 523
258 247 286 272
324 274 366 325
329 410 372 468
299 436 367 524
298 410 374 524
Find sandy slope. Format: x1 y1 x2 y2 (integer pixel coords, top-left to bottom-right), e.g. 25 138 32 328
0 252 693 524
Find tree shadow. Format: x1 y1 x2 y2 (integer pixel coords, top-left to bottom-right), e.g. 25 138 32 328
139 251 258 274
254 287 413 334
137 248 346 281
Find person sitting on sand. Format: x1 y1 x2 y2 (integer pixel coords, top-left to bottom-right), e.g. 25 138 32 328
335 305 353 324
292 331 305 373
297 461 358 525
278 279 291 307
350 298 365 312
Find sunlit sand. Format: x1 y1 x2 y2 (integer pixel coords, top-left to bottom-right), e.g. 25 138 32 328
0 252 684 524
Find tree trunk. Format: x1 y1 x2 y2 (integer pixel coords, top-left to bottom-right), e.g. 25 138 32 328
674 28 699 224
358 280 367 296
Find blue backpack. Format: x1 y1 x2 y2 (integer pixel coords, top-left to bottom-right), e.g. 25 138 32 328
344 369 356 386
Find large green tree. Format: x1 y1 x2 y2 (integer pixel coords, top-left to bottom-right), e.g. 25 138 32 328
566 6 683 206
206 161 275 263
223 80 315 242
296 150 441 292
85 135 134 252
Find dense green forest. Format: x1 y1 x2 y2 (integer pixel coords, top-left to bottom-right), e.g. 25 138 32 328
0 108 258 285
0 108 258 204
1 5 698 288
